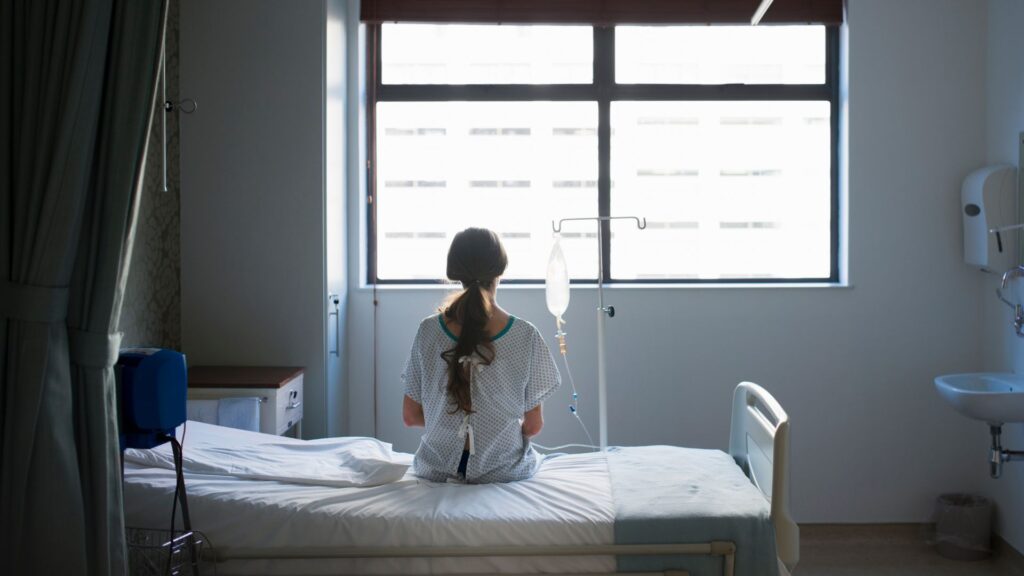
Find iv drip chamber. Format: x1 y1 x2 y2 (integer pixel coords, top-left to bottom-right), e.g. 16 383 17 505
546 237 570 319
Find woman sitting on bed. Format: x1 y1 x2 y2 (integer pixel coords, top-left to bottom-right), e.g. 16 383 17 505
402 227 561 484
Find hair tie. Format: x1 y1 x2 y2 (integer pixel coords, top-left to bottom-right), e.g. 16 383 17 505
468 279 480 287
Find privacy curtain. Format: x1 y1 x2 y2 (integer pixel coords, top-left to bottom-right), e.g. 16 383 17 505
0 0 167 573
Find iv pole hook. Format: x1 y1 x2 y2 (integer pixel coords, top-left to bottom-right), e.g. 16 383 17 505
552 216 647 233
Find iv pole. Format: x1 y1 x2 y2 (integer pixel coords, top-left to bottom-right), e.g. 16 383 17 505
552 215 646 449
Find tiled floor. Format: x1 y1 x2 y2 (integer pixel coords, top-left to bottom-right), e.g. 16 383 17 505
798 524 1024 575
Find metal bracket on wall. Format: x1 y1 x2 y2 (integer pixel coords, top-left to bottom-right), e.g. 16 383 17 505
158 18 197 194
328 294 340 356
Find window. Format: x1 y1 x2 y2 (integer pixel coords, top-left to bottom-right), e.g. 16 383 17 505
369 23 839 283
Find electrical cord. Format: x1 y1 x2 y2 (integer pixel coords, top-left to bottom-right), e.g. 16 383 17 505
165 422 197 576
168 422 188 528
165 431 180 575
369 23 381 441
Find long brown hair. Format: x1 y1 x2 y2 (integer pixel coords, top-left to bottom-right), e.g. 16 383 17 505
439 228 508 414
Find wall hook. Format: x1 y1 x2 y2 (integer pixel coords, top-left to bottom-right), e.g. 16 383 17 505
165 98 198 114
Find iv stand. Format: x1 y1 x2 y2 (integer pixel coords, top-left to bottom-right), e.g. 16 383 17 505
552 216 646 449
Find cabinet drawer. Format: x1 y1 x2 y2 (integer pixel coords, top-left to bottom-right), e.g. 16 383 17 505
187 387 278 435
187 367 304 436
275 375 303 435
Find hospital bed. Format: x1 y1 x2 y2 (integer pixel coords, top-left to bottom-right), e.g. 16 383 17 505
123 381 797 576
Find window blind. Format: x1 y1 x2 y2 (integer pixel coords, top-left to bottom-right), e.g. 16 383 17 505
360 0 844 26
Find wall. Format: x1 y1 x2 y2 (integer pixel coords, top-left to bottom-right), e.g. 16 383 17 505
122 1 350 437
179 0 330 437
119 0 1002 528
346 0 991 523
980 0 1024 553
121 0 181 350
326 0 349 437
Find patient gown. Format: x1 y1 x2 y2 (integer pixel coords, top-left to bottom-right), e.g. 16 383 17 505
403 314 561 483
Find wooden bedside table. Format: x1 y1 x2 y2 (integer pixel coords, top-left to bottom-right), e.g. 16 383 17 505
188 366 304 437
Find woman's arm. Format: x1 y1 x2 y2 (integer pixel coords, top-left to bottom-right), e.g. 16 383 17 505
403 395 425 427
522 404 543 437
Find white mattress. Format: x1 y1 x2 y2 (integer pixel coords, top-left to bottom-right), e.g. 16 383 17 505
123 422 616 575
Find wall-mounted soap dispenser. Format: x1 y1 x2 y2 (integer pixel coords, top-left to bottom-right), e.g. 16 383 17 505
963 164 1018 271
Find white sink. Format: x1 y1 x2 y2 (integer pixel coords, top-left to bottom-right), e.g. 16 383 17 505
934 373 1024 425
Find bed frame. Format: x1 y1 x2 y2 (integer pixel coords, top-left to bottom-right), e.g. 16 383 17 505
729 381 799 576
206 381 797 576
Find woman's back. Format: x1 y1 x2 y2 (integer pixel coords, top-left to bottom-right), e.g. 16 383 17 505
403 313 560 483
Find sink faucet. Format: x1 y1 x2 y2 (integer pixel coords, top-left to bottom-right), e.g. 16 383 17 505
999 266 1024 336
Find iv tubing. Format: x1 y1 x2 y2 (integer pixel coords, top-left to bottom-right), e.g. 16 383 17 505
534 443 599 453
558 336 595 448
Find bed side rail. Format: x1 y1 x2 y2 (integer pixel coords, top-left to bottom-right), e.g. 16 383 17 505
206 542 738 576
728 381 798 573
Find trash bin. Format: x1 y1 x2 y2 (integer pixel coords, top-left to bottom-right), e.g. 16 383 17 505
934 493 992 561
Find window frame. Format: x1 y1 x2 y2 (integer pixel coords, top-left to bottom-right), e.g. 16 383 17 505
366 25 841 285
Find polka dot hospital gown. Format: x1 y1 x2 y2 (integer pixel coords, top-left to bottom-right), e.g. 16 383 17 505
402 314 561 484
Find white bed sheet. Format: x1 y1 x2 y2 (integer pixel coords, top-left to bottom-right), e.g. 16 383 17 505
123 422 616 575
125 427 410 487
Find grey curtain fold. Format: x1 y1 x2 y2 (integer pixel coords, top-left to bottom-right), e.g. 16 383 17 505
1 0 167 573
69 1 168 572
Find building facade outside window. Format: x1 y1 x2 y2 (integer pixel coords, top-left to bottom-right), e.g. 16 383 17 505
369 24 840 284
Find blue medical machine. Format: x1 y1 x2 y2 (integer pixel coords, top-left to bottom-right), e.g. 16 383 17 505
117 348 197 572
117 348 188 450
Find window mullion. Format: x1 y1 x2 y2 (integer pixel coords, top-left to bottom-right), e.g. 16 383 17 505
367 24 381 285
596 26 613 284
378 84 597 101
608 84 831 101
828 26 840 282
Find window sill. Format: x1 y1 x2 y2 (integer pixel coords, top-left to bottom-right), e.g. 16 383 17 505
355 281 852 292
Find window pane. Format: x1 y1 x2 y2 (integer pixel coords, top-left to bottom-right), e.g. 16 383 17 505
376 102 598 280
616 26 825 85
610 101 831 280
382 24 593 85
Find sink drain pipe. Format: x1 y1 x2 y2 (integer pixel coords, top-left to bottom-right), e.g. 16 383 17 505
989 426 1024 478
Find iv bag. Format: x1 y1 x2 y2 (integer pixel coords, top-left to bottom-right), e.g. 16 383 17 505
546 237 570 319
